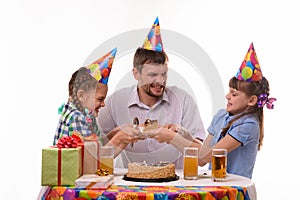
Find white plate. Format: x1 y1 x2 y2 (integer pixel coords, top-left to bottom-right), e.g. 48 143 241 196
114 168 128 176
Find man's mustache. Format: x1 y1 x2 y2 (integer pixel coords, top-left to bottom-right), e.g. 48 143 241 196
150 83 165 88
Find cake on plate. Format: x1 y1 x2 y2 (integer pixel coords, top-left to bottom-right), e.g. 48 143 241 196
126 161 175 179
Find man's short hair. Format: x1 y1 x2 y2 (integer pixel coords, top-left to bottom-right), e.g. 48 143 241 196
133 48 169 72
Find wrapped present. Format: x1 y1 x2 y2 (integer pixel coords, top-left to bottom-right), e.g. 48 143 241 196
73 133 102 174
55 133 102 174
42 136 83 186
75 174 114 189
82 140 101 174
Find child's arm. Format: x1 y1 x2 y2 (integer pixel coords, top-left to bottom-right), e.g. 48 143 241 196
198 134 213 166
198 133 241 166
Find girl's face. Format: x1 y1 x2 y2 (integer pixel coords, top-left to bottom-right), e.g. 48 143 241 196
225 87 257 115
93 83 108 116
81 83 108 116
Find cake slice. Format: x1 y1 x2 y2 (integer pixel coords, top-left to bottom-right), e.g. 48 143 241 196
142 119 159 132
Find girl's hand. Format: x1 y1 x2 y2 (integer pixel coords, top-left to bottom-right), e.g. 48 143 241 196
106 127 121 140
147 127 176 143
109 130 139 150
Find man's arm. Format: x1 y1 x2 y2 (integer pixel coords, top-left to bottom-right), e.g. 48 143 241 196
180 90 206 140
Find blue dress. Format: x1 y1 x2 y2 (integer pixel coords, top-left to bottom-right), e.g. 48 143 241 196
208 109 259 179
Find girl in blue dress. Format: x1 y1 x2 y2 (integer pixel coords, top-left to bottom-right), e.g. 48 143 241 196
198 43 276 179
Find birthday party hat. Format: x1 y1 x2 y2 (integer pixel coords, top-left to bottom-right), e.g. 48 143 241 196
142 17 164 52
85 48 117 85
235 43 263 82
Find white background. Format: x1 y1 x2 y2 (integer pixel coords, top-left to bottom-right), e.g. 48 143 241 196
1 0 299 199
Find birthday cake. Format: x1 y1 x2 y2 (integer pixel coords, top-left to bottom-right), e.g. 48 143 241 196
126 161 175 179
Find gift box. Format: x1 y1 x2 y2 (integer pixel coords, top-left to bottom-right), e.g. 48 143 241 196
41 147 82 186
82 141 101 174
75 174 114 189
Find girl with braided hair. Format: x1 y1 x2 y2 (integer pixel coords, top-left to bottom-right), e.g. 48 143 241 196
198 43 276 179
53 48 118 145
53 67 106 146
53 49 139 156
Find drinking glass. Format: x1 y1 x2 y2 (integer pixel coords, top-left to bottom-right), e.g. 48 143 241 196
183 147 199 180
211 149 227 182
99 146 114 175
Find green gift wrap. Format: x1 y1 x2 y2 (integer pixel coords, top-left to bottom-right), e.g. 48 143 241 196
42 147 82 186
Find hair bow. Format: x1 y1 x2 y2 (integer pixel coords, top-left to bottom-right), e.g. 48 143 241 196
58 103 65 114
57 135 80 148
257 93 277 109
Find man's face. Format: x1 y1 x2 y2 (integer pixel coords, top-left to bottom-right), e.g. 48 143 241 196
135 63 168 98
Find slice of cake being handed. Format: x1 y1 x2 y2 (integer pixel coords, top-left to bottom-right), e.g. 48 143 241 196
126 161 175 179
137 119 159 139
142 119 159 132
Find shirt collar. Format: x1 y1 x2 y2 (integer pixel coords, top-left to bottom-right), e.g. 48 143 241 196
128 85 170 108
225 111 245 124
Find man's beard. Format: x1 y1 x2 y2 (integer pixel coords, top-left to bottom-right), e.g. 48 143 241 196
145 83 165 98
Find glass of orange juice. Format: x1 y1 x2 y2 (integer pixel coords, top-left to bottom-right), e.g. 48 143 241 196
99 146 114 175
183 147 199 180
211 149 227 182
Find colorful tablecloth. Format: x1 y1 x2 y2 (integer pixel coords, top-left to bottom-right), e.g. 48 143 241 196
41 185 250 200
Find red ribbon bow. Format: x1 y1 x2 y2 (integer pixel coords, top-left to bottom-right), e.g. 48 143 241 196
57 135 82 148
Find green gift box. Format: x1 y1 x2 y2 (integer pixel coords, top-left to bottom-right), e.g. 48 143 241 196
42 147 82 186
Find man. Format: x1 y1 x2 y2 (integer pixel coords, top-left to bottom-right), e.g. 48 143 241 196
98 17 205 168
